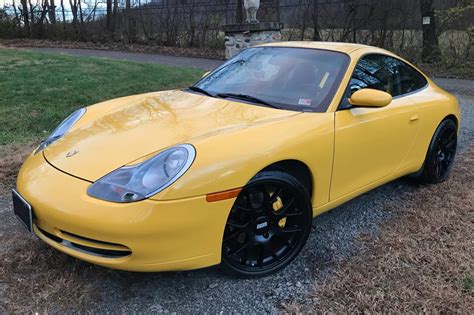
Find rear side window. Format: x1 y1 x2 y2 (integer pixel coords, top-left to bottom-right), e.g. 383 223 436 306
349 54 427 98
398 62 427 94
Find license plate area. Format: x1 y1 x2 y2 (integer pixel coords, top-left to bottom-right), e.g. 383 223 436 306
12 189 33 232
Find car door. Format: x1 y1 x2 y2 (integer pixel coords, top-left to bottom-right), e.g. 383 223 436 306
330 54 422 200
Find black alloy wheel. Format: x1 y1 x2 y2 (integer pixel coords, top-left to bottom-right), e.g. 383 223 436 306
221 171 312 277
415 118 457 184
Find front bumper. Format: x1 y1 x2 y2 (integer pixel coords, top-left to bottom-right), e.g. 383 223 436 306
16 152 234 272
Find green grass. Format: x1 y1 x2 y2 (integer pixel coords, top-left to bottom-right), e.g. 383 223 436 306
0 49 203 144
464 272 474 295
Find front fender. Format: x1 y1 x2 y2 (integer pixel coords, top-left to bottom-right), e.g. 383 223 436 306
151 113 335 209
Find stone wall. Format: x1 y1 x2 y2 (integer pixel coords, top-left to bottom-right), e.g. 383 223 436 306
223 22 283 59
224 30 282 58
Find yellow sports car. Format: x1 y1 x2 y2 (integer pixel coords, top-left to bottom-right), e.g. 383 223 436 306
13 42 460 277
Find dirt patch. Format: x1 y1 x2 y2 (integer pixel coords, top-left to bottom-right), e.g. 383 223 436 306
0 142 38 195
0 141 107 312
0 230 105 312
283 146 474 313
0 39 225 60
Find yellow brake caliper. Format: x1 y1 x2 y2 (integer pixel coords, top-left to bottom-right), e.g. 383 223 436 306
271 193 287 228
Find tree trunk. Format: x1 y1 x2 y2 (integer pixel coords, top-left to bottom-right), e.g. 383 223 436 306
38 0 49 37
69 0 78 38
138 0 149 40
60 0 66 31
12 0 21 27
106 0 112 32
125 0 131 42
275 0 280 22
236 0 243 24
112 0 118 35
28 0 35 26
420 0 440 62
49 0 56 23
78 0 85 39
312 0 321 41
20 0 30 35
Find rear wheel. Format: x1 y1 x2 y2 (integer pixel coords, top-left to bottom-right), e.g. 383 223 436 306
221 171 313 277
414 119 457 184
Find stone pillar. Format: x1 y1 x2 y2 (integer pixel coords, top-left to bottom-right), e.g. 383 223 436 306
223 22 283 59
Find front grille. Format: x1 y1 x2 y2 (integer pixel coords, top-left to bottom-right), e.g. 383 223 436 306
60 230 124 247
69 243 130 257
37 227 131 258
40 228 62 243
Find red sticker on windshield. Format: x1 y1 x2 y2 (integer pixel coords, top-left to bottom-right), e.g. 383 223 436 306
298 98 312 106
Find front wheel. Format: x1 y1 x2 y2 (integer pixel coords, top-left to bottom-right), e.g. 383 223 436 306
414 119 457 184
221 171 313 277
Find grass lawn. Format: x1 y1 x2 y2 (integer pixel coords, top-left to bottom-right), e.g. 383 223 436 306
0 48 203 145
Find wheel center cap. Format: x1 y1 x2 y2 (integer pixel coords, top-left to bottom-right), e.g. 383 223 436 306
256 221 268 230
255 216 269 233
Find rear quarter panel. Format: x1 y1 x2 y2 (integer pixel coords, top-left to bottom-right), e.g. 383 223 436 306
405 80 461 172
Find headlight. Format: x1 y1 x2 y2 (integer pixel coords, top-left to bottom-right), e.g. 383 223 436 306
36 108 86 154
87 144 196 203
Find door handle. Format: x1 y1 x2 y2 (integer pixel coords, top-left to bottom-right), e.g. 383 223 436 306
409 114 419 123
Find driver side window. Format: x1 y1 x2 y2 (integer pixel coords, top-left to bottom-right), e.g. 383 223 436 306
350 54 402 97
349 54 427 98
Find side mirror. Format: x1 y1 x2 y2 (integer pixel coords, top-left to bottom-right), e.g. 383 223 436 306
202 71 210 78
349 88 392 107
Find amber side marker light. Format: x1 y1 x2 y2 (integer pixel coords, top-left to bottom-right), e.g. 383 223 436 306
206 188 242 202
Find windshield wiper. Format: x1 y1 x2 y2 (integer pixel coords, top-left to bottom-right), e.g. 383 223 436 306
187 86 215 97
216 93 281 109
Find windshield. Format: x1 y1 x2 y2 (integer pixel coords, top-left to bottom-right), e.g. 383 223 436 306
193 47 350 112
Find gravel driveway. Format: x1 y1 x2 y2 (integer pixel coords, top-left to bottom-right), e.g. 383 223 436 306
1 78 472 313
25 47 223 71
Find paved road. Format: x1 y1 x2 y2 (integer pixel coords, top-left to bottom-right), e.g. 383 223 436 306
25 47 224 71
1 74 472 312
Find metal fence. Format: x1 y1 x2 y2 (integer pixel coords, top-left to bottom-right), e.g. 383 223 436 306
0 0 472 62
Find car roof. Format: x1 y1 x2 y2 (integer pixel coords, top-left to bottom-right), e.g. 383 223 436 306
258 41 386 55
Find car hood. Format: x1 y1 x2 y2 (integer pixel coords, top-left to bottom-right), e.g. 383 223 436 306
43 90 300 181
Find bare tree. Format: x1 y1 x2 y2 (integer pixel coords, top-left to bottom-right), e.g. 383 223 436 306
311 0 321 41
106 0 112 32
60 0 65 29
420 0 440 62
27 0 35 28
69 0 78 37
12 0 21 27
112 0 118 34
19 0 30 34
48 0 56 23
125 0 131 41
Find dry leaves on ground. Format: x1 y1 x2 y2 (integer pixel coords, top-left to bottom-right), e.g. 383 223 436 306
0 142 37 194
287 146 474 313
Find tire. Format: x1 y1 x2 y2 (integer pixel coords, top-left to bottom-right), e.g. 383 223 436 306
414 119 457 184
221 171 313 277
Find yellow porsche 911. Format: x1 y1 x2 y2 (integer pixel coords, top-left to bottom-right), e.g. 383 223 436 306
13 42 460 276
